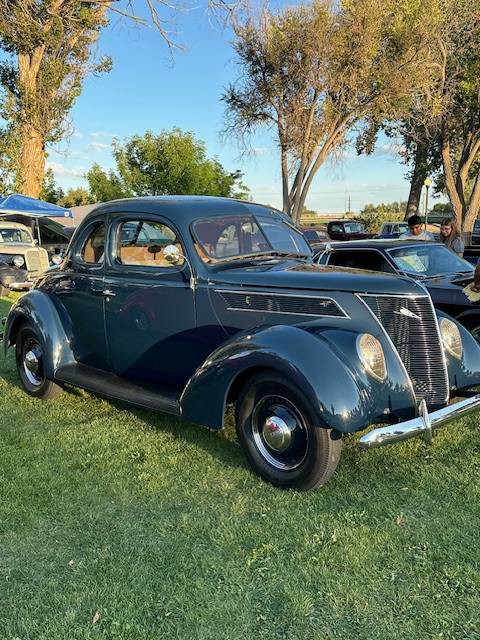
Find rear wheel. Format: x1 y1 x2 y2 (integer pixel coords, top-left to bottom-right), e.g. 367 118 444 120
235 372 342 490
15 324 63 400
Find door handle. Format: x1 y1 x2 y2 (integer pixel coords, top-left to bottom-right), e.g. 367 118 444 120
103 289 116 297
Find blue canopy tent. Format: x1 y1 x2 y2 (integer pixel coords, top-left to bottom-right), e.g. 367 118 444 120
0 193 73 246
0 193 72 219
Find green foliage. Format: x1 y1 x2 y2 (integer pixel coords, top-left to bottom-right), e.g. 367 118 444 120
431 202 453 215
113 129 250 198
58 187 93 208
358 202 406 231
86 163 130 203
86 130 250 202
40 167 64 204
1 293 480 638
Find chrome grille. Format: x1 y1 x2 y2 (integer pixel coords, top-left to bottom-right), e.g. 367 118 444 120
360 295 449 406
219 291 346 317
25 248 49 276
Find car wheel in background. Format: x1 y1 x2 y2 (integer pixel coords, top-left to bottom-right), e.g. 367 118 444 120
235 372 342 490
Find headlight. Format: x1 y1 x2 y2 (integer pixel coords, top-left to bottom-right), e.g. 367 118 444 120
356 333 386 382
13 255 25 267
440 318 463 360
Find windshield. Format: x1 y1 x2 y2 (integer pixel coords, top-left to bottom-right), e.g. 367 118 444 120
0 227 33 244
343 222 366 233
389 244 474 277
192 214 311 261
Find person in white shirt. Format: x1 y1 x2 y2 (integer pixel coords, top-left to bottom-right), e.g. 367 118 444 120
399 214 435 241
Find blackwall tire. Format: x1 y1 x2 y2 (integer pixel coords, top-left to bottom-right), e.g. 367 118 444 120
235 372 342 490
15 324 63 400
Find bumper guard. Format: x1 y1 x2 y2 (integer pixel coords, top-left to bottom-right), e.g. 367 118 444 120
359 395 480 449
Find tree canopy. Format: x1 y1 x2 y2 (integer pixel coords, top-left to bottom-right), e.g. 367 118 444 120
223 0 437 223
86 129 250 202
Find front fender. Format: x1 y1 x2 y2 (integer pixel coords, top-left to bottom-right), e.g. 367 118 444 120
180 324 416 432
3 290 75 378
436 310 480 391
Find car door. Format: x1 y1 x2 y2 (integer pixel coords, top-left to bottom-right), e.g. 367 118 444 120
103 213 196 389
50 217 109 369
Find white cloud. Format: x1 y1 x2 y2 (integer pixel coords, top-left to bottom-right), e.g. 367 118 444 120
46 161 86 179
87 142 111 152
378 142 407 158
90 131 117 139
72 130 83 139
252 147 270 157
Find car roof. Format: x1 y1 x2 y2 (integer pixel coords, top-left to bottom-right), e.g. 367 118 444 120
81 196 290 226
324 239 444 250
0 221 31 231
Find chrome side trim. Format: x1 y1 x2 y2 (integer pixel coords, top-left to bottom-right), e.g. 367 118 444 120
214 289 350 319
359 395 480 448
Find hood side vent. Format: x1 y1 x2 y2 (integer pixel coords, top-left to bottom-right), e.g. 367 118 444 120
218 290 346 317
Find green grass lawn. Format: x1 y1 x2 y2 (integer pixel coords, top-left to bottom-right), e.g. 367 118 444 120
1 294 480 639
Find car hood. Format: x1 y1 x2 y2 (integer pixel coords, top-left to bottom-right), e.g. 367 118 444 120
209 260 425 296
421 272 475 289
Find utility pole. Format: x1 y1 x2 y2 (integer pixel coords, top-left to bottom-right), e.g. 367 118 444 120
348 195 351 216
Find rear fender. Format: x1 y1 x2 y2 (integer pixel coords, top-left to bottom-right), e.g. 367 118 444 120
3 290 75 378
180 324 415 432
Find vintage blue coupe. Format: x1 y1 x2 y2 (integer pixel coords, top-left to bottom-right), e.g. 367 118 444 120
3 197 480 490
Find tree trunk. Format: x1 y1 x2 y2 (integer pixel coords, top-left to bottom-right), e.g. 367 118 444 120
18 124 45 197
17 51 46 198
405 144 428 220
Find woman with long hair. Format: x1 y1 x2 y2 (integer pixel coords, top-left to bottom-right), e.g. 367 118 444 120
439 218 465 256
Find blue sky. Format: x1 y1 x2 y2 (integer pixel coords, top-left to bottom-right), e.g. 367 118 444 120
45 2 436 213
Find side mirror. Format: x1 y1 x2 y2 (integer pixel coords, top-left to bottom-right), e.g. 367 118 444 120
163 244 195 290
164 244 183 265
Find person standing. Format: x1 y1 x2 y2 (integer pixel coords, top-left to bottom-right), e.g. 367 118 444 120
439 217 465 256
399 214 435 241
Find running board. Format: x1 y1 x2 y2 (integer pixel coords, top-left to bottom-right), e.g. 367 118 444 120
55 363 181 415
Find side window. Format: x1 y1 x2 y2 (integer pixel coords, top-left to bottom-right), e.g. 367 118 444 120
329 250 394 272
80 223 105 264
114 219 184 268
329 224 343 233
383 225 391 234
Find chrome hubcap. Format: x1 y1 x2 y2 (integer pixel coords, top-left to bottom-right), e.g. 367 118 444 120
251 395 309 470
263 415 293 452
25 350 39 374
22 340 43 387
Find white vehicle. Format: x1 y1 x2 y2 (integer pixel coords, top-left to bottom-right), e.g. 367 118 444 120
0 221 50 292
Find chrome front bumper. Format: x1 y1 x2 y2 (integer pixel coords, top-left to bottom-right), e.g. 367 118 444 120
9 281 32 291
359 395 480 449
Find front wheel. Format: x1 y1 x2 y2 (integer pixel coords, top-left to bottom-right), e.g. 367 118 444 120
15 324 63 400
235 372 342 490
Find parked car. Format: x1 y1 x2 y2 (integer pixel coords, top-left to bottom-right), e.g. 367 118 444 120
316 239 480 339
3 197 480 490
378 221 410 239
470 220 480 245
326 220 376 241
300 225 330 251
0 221 50 294
37 218 75 258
